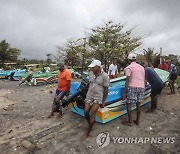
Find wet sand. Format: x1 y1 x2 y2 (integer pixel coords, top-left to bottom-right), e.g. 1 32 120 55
0 79 179 154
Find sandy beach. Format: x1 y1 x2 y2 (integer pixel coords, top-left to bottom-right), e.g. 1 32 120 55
0 79 179 154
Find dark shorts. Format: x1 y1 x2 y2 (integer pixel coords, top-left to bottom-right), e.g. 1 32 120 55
170 73 177 81
127 87 145 104
151 87 162 97
55 89 67 100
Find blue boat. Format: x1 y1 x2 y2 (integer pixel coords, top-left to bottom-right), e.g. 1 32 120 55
0 69 26 80
68 68 168 123
0 70 12 79
12 69 26 81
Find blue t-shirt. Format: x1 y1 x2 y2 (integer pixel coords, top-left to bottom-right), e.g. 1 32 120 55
145 67 163 89
169 64 177 74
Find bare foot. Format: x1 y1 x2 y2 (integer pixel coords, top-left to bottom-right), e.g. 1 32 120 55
100 104 105 108
81 132 89 140
47 113 54 119
58 111 63 118
133 120 139 125
146 109 155 113
122 121 132 127
167 92 175 95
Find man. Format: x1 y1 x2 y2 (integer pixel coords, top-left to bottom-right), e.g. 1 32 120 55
46 66 51 73
108 59 118 79
82 60 109 139
167 60 178 94
19 67 33 86
158 59 168 71
122 53 145 126
48 63 71 118
144 67 163 112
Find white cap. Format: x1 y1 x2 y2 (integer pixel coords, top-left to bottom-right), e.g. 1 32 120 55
128 53 137 60
88 60 102 68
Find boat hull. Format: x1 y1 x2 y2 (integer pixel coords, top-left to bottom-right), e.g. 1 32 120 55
68 75 151 124
69 88 151 123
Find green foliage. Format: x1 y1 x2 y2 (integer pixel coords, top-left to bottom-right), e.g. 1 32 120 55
142 48 160 67
57 39 81 68
46 53 52 64
88 21 142 71
0 40 20 67
167 54 180 67
175 76 180 85
56 20 142 72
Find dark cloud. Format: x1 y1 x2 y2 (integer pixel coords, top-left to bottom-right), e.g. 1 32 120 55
0 0 179 59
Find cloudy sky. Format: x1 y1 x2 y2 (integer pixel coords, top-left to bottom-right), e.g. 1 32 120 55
0 0 179 59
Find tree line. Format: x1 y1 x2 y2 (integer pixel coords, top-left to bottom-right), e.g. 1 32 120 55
0 20 179 72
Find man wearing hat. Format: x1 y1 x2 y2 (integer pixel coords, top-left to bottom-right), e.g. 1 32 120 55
48 63 71 118
122 53 145 126
82 60 109 140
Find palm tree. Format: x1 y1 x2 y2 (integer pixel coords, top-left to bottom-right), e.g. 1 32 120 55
0 40 20 67
46 53 52 64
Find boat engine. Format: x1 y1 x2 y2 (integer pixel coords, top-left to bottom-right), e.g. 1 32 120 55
61 78 89 109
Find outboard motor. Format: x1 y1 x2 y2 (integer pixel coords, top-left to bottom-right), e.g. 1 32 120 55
61 78 89 108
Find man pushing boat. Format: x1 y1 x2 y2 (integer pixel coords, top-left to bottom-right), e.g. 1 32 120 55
47 63 71 118
122 53 145 126
82 60 109 140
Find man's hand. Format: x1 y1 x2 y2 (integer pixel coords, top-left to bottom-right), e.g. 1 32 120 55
100 102 105 108
66 91 70 97
122 93 126 100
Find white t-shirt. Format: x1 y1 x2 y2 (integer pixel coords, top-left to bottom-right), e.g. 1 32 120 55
108 64 117 75
46 66 50 72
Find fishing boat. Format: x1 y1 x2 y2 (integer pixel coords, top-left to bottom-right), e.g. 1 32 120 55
0 70 12 79
10 69 26 81
68 68 169 124
20 71 58 86
20 68 75 86
0 69 26 80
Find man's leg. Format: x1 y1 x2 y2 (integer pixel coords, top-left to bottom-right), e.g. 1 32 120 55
134 102 140 125
147 94 157 112
172 80 175 94
153 95 157 109
47 98 56 118
82 103 99 140
168 80 173 94
47 90 66 118
122 102 132 126
84 101 92 124
19 78 26 86
57 91 66 118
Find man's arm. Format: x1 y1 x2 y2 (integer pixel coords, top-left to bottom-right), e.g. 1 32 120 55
101 86 108 108
122 76 130 100
145 69 148 86
115 65 118 78
66 80 71 96
108 64 112 75
66 70 72 96
122 68 131 100
109 70 112 76
115 69 118 78
101 74 110 108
